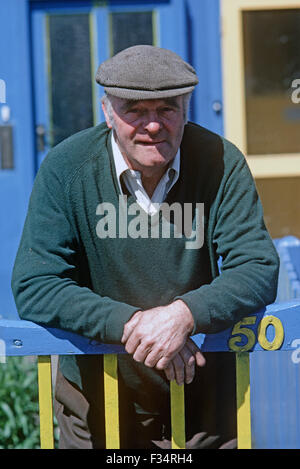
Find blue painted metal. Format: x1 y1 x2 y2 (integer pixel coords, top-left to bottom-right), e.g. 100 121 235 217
1 300 300 357
1 301 300 449
250 236 300 449
0 319 125 356
276 236 300 301
288 245 300 284
251 349 300 449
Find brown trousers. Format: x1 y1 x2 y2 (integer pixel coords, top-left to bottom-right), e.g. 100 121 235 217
54 353 237 449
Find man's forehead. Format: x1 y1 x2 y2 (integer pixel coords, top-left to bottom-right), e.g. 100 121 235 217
115 96 182 111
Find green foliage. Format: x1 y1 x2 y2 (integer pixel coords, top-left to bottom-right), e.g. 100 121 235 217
0 356 58 449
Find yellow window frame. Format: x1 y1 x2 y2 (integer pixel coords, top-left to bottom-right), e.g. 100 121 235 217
221 0 300 178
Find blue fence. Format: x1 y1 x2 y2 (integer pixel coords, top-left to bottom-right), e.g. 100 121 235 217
250 236 300 449
275 236 300 302
1 236 300 449
1 299 300 449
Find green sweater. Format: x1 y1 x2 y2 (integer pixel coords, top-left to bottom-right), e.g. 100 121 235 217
11 122 279 413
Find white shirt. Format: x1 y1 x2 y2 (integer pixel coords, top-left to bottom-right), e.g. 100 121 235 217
111 132 180 216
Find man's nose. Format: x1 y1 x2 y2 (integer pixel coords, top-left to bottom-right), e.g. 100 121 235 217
144 112 162 134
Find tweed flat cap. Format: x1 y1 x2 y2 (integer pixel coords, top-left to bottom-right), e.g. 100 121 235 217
95 45 198 99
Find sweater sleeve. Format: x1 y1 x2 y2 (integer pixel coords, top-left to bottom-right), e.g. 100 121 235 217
177 141 280 334
11 156 139 344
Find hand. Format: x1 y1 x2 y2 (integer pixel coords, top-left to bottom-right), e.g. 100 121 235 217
121 300 194 370
163 338 206 385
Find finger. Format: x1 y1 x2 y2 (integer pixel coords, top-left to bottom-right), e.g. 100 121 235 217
179 350 195 384
154 341 187 370
121 311 142 344
145 341 181 369
195 351 206 367
124 333 141 355
155 353 176 371
144 347 165 368
179 345 195 367
172 354 185 386
132 343 153 363
185 339 206 367
164 362 175 382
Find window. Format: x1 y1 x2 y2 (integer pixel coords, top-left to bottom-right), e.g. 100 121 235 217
221 0 300 178
110 11 155 56
243 9 300 155
48 14 94 146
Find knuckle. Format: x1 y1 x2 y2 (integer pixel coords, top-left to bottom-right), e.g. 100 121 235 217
188 356 195 366
145 355 156 368
125 343 133 354
143 338 153 349
133 351 143 362
156 358 168 370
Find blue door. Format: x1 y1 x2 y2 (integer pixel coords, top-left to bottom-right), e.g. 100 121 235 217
30 0 191 169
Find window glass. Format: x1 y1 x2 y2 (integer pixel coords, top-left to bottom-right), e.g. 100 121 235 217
111 11 154 55
243 9 300 155
48 14 94 146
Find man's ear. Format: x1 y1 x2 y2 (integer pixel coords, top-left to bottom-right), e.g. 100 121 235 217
101 101 113 129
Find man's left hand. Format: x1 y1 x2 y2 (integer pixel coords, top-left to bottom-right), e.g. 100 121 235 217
121 299 194 370
163 337 206 385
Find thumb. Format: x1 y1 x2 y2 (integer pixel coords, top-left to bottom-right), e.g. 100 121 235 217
121 310 142 343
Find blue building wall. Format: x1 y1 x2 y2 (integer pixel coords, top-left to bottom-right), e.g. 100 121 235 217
0 0 36 319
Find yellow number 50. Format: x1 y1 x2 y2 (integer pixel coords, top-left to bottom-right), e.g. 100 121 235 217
229 315 284 352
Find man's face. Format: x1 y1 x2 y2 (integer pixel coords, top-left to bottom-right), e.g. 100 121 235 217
102 95 185 175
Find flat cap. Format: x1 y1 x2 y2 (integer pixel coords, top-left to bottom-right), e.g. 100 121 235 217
95 45 198 100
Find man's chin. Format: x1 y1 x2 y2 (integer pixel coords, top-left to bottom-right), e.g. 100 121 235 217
140 157 172 171
137 148 175 167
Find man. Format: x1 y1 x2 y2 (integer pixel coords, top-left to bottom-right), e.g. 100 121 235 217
11 45 279 449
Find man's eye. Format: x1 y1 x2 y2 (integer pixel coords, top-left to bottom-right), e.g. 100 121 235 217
161 107 174 113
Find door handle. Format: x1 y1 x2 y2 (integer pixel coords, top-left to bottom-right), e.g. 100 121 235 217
36 124 47 152
212 100 222 114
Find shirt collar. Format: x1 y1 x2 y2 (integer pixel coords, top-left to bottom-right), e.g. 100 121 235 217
110 131 180 188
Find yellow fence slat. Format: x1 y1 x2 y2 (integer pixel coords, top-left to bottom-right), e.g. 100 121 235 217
236 352 252 449
37 355 54 449
103 354 120 449
170 381 186 449
35 352 250 450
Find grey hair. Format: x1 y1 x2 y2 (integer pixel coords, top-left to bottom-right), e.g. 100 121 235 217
101 93 115 126
101 92 192 126
181 92 192 123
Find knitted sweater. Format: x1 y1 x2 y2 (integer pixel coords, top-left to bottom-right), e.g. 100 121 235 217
11 122 279 410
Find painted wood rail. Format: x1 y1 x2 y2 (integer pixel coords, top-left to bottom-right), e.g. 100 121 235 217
1 300 300 449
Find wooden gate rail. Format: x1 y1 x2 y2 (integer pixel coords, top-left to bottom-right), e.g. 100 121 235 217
1 299 300 449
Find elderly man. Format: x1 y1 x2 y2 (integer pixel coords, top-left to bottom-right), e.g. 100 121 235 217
11 45 279 449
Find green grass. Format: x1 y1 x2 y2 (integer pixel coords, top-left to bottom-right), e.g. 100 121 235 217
0 356 58 449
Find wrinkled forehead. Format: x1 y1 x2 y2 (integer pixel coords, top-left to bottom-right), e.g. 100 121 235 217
112 95 183 112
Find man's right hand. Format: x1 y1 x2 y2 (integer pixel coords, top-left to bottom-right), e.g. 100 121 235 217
163 338 206 385
121 300 195 370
